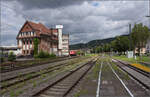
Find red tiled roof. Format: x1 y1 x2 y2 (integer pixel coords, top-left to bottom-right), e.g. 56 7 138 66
27 21 51 35
49 28 58 33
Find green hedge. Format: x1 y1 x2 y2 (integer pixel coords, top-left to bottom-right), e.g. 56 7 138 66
35 50 56 58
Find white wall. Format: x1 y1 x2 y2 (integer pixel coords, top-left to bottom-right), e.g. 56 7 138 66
56 25 63 56
62 35 69 56
19 40 22 47
58 29 62 49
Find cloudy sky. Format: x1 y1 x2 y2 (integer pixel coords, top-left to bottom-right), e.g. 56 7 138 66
1 0 149 46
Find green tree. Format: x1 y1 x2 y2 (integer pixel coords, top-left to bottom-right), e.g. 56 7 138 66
33 38 39 56
110 36 130 55
8 52 16 61
131 23 150 55
103 43 111 52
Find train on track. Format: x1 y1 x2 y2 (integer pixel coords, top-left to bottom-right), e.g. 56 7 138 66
69 50 77 56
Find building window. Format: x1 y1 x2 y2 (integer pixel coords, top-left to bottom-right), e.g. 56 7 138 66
30 40 32 44
31 32 33 36
63 47 67 50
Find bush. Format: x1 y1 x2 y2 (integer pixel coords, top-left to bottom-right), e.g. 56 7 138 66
36 50 56 58
49 53 56 58
0 57 4 63
8 52 16 61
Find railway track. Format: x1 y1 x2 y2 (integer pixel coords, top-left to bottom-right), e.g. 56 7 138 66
96 60 133 97
1 56 83 82
0 63 71 89
112 59 150 90
0 57 95 96
115 59 150 78
34 60 96 97
0 56 78 73
0 56 88 90
108 62 134 97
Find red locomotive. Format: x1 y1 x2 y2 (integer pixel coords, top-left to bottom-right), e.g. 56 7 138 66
69 50 77 56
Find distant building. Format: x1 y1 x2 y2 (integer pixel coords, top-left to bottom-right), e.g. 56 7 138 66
0 46 21 55
135 47 146 54
134 38 150 54
62 34 69 56
16 21 69 56
146 39 150 53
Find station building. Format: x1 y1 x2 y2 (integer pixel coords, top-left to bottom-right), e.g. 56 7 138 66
16 21 69 56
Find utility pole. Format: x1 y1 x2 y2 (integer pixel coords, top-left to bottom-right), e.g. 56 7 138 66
129 23 132 51
146 0 150 29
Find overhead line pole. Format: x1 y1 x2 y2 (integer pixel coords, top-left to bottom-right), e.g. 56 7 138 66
146 0 150 29
129 23 132 51
149 0 150 29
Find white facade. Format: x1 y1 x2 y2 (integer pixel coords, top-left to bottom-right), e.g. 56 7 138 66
18 40 22 47
62 34 69 56
56 25 63 56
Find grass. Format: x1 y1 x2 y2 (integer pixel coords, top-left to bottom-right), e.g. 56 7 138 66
10 90 23 97
74 90 88 97
140 56 150 63
33 81 37 87
111 61 130 80
92 59 101 78
113 55 150 68
85 54 98 57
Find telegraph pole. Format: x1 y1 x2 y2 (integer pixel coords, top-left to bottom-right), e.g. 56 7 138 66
129 23 132 51
146 0 150 29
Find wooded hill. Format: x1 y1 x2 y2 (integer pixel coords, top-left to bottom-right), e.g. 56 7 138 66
69 35 128 50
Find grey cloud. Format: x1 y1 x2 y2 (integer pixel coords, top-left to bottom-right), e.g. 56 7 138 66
1 0 149 45
1 34 17 46
15 0 83 10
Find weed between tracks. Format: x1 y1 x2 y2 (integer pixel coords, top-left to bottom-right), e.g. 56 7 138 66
74 90 88 97
110 61 130 80
105 56 130 80
92 58 101 78
1 57 87 86
72 56 99 97
1 56 93 97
